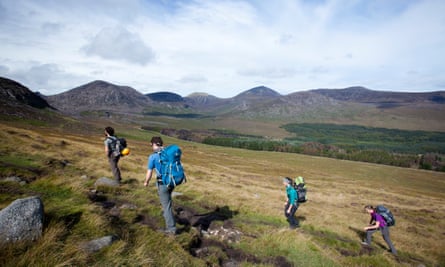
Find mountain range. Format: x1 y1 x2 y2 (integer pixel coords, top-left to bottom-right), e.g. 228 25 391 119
46 80 445 113
1 76 445 132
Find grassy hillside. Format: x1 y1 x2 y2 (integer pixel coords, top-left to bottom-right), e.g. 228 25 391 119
0 120 444 266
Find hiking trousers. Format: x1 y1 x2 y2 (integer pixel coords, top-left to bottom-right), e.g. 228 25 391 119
284 203 299 227
366 226 397 255
108 155 121 182
157 183 176 233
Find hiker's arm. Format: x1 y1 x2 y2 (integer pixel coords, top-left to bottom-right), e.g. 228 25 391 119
104 144 109 156
286 190 296 213
144 169 153 186
364 221 380 231
284 195 290 206
286 203 293 214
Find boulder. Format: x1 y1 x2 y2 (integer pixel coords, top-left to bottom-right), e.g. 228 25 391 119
94 177 120 188
0 196 44 244
81 235 118 253
2 176 26 185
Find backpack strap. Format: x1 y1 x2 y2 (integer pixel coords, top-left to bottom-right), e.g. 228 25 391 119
107 136 121 155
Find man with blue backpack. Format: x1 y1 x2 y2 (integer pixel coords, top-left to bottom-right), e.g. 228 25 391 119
144 136 186 235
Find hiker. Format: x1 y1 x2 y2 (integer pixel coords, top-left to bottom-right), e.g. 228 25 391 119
104 126 122 183
283 177 299 229
144 136 176 235
362 205 397 255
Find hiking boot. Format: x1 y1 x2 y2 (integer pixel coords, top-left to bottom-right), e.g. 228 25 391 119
157 229 176 236
165 231 176 236
361 241 369 246
387 249 398 255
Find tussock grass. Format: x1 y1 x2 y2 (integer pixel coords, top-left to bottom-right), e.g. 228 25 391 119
0 121 444 266
234 227 339 266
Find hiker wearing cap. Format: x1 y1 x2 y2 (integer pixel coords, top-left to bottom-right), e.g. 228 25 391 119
362 205 397 255
144 136 176 235
283 177 299 229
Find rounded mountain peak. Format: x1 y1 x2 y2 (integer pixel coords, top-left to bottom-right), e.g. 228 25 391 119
235 86 281 99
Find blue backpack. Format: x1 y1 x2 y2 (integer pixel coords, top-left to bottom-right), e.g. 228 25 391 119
159 144 186 188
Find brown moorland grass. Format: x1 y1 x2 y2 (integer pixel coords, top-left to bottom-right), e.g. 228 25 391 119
0 121 444 266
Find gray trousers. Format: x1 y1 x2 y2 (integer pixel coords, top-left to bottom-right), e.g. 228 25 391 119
108 155 121 182
157 183 176 233
366 226 397 254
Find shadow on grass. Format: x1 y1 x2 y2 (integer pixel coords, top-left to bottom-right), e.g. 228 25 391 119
349 226 395 252
43 210 83 241
295 215 306 222
348 226 366 242
304 226 377 257
173 205 294 267
120 178 139 185
175 205 238 232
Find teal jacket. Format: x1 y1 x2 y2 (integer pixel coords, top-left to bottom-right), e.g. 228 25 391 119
286 185 298 205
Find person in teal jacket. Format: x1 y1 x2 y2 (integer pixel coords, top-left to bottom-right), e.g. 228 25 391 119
283 177 299 229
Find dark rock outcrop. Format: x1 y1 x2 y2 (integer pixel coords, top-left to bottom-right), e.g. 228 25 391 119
0 77 53 109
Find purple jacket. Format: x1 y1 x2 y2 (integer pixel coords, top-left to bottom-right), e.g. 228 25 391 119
372 211 387 228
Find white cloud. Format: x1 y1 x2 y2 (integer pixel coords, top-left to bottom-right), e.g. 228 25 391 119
238 67 297 79
82 26 155 65
3 63 87 94
177 74 208 84
0 65 10 74
0 0 444 97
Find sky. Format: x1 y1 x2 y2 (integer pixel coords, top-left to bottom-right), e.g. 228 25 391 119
0 0 444 98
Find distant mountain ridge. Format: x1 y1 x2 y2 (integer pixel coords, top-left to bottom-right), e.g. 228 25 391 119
234 86 281 99
313 86 445 105
42 79 445 115
46 80 153 113
2 76 445 132
0 77 53 109
146 92 183 102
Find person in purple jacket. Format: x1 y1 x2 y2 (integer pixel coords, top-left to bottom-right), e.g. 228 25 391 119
362 205 397 255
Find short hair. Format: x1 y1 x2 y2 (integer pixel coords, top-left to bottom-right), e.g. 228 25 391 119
284 177 293 184
150 136 163 146
364 205 374 211
105 126 114 136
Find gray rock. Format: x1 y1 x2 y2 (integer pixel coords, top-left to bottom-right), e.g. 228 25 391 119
0 196 44 244
3 176 22 183
3 176 27 186
172 191 183 197
119 203 137 210
94 177 119 188
81 235 118 253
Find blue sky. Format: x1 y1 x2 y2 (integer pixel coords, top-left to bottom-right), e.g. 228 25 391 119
0 0 444 97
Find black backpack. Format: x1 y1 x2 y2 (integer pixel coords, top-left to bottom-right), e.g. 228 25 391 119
295 184 307 203
108 136 127 157
291 176 307 203
375 205 395 227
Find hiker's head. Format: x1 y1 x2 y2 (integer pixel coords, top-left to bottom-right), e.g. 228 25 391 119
364 205 374 214
150 136 163 148
105 126 114 136
283 177 293 186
